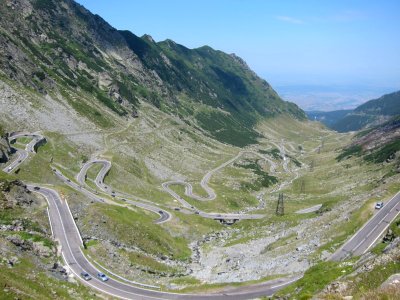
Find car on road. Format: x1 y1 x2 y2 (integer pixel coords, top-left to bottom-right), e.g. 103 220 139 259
80 271 92 281
7 167 12 171
174 208 180 211
97 272 108 281
34 186 40 190
158 210 164 214
195 211 200 215
375 202 384 209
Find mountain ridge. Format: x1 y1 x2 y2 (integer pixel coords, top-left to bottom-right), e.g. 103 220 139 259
332 91 400 132
0 0 305 147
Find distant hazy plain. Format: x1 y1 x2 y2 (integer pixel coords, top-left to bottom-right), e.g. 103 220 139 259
275 85 397 112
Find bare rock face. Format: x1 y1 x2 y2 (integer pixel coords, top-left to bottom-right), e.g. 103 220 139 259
0 180 40 209
32 241 52 257
6 235 53 257
323 281 349 295
6 234 33 251
0 135 12 164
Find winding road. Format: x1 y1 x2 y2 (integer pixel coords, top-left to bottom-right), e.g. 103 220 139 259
54 165 171 224
3 132 400 299
2 132 45 173
77 159 264 221
151 150 275 218
28 184 301 300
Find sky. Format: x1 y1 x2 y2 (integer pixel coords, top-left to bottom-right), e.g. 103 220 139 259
76 0 400 106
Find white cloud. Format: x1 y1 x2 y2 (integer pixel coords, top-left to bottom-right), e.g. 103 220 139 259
275 15 304 24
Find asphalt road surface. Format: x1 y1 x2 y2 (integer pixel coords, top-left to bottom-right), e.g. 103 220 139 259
2 132 45 173
74 160 171 223
5 132 400 299
79 160 264 221
331 191 400 261
28 185 301 300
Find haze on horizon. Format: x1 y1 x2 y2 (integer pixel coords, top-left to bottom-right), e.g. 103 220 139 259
76 0 400 110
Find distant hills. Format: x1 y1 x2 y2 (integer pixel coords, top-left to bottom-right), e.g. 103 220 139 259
306 110 353 127
308 90 400 132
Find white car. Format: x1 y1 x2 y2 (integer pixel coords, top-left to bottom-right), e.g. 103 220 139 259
375 202 384 209
97 272 109 281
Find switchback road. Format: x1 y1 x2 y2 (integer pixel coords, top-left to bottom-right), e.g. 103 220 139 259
2 132 45 173
28 185 301 300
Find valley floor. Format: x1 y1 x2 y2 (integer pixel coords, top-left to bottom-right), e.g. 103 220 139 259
1 102 399 298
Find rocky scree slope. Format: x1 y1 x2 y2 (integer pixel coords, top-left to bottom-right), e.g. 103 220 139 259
0 0 305 147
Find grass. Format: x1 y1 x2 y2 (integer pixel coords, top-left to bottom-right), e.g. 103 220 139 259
261 233 296 254
16 231 54 248
275 260 354 299
120 249 179 274
223 234 258 247
17 131 88 184
15 137 32 144
365 140 400 163
336 145 362 161
234 159 278 191
371 216 400 255
172 274 282 293
370 242 387 255
350 261 400 298
82 203 191 260
85 163 103 181
0 256 93 300
61 90 114 129
259 148 282 160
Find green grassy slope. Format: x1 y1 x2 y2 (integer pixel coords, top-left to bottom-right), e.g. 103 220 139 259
0 0 305 147
332 90 400 132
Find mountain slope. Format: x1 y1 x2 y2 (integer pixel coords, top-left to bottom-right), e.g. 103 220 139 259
332 91 400 132
0 0 304 147
337 115 400 170
306 110 353 127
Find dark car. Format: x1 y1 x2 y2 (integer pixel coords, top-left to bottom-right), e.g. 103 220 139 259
80 271 92 281
33 186 40 190
174 207 180 211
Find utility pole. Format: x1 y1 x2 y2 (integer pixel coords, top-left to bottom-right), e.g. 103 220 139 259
276 193 284 216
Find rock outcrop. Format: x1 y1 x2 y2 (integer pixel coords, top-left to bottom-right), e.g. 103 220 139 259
0 134 11 164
